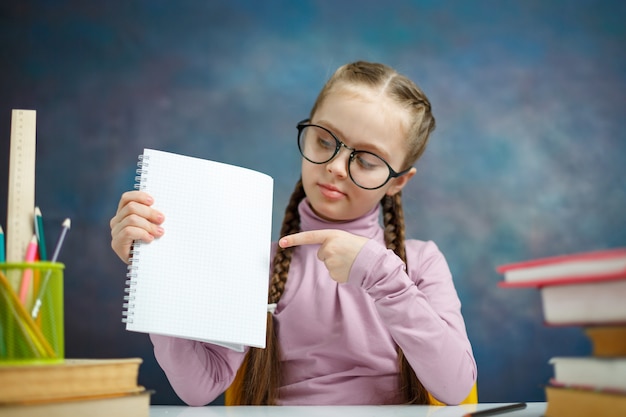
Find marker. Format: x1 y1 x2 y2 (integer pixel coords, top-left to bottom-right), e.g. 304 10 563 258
0 225 5 262
34 206 47 260
18 235 38 305
31 218 71 319
463 402 527 417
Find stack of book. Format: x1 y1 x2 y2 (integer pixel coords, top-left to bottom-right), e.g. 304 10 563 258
0 358 150 417
498 248 626 417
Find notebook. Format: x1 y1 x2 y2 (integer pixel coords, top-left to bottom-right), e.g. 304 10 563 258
122 149 273 351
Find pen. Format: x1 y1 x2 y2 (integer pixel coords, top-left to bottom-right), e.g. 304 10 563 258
18 235 38 305
31 218 71 319
34 206 47 260
463 402 527 417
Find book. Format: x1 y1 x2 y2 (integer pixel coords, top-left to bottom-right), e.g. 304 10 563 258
123 149 274 351
0 358 143 403
497 247 626 287
549 357 626 391
544 385 626 417
585 325 626 357
540 278 626 325
0 390 151 417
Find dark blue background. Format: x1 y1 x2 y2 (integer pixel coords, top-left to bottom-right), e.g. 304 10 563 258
1 0 625 405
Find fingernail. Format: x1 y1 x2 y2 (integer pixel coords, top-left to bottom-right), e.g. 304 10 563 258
156 226 165 236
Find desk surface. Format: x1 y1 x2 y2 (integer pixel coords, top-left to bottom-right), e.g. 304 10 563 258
150 402 546 417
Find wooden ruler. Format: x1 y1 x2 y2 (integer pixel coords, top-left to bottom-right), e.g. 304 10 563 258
6 109 37 288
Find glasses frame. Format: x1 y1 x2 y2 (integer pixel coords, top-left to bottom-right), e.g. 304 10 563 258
296 119 412 190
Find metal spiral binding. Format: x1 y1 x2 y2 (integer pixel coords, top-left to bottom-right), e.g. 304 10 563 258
122 152 149 324
133 154 150 190
123 256 139 324
123 265 138 323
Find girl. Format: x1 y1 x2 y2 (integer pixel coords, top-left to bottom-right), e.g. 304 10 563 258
110 61 477 406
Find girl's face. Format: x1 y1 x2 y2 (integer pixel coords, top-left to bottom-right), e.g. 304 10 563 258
301 87 416 222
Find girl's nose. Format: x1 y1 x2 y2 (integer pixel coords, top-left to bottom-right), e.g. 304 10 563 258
326 147 350 179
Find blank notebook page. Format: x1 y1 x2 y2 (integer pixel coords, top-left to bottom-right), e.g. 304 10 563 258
124 148 273 350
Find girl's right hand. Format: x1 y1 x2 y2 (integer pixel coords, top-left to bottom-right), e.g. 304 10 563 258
110 190 165 264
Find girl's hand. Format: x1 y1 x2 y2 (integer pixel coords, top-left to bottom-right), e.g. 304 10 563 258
278 229 368 283
109 190 165 264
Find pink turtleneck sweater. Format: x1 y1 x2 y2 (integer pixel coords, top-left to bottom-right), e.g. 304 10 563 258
150 199 476 406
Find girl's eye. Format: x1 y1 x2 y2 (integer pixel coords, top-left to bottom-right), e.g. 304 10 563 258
316 135 335 150
354 153 384 170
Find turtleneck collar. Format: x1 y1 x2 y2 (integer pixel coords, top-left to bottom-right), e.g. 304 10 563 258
297 198 384 241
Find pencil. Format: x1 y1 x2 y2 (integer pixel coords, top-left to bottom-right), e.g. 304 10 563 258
18 235 38 305
0 269 56 357
34 206 47 260
463 402 527 417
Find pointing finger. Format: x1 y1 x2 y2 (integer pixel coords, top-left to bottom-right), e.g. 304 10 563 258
279 230 336 248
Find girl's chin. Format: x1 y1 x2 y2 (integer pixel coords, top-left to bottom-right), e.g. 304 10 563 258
307 201 347 223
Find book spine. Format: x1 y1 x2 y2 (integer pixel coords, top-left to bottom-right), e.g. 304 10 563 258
122 153 149 325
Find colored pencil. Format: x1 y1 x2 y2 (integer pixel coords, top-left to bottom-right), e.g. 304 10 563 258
18 235 38 305
34 206 47 260
0 225 5 263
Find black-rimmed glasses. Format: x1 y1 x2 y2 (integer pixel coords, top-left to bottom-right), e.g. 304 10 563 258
296 119 412 190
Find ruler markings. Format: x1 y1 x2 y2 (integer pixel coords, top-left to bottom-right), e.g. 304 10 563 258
6 109 37 289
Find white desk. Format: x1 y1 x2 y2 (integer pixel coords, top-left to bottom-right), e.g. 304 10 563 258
150 402 546 417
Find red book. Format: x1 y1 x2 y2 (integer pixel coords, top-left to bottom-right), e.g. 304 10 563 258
497 248 626 325
497 247 626 287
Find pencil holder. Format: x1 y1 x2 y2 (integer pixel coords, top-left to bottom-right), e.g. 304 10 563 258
0 262 64 364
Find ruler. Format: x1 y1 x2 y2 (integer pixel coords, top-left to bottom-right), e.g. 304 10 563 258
6 109 37 288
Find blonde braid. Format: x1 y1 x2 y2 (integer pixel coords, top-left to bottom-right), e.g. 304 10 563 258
382 193 407 263
229 179 305 405
268 178 306 304
382 193 430 404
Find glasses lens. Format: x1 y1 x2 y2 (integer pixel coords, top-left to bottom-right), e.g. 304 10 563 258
349 151 391 189
298 126 337 163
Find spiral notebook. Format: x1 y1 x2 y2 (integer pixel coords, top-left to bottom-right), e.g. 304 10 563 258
122 148 273 351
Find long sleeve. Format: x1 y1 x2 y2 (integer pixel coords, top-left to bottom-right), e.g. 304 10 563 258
147 200 476 405
149 334 247 406
346 239 477 405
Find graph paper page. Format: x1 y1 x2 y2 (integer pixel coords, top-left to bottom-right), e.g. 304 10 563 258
125 149 273 351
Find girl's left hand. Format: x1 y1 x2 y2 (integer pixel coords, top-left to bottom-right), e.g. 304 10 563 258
278 229 368 283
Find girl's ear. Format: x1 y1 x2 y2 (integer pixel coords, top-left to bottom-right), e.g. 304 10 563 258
386 167 417 196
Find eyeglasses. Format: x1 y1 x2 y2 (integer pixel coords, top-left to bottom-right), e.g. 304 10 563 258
296 119 412 190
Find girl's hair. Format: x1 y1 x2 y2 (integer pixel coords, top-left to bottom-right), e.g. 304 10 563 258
226 61 436 405
310 61 436 169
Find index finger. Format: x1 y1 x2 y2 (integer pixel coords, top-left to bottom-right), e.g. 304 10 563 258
279 230 336 248
117 190 154 212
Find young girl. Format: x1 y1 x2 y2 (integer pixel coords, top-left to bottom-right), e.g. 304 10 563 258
110 61 477 406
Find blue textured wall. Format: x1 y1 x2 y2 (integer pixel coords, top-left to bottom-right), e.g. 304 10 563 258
1 0 625 405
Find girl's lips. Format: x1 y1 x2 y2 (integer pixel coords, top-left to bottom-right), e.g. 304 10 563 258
318 183 345 200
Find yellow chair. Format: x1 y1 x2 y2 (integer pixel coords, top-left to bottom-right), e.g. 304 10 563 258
429 383 478 405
